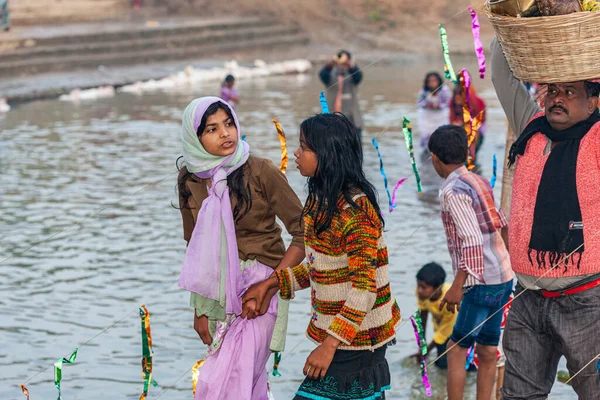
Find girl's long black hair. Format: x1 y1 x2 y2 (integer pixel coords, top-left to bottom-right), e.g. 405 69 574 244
423 72 443 93
177 101 252 222
300 113 383 237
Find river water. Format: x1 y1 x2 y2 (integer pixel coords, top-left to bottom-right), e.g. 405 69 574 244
0 62 574 399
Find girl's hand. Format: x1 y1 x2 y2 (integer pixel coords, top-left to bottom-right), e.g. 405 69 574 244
241 299 258 320
241 281 269 318
242 275 279 318
258 286 279 317
303 336 340 380
193 314 213 345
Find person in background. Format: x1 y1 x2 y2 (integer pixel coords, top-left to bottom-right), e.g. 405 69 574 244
450 83 487 155
418 72 452 149
220 74 239 111
1 0 10 32
411 262 457 369
319 50 364 137
428 124 514 400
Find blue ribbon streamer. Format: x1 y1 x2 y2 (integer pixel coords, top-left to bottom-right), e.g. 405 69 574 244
319 91 330 114
490 153 497 188
466 346 475 370
371 138 394 212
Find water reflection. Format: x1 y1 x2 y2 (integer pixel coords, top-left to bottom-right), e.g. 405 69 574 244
0 63 573 399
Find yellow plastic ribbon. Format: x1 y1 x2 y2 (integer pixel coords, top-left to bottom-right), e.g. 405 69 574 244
272 119 288 174
139 305 158 400
192 359 206 396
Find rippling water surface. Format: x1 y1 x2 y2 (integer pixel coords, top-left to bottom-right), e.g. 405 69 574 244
0 62 574 399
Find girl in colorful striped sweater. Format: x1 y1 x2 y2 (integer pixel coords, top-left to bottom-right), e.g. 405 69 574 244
242 113 401 400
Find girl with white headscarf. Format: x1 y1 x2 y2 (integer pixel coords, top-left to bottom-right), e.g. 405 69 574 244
177 97 305 399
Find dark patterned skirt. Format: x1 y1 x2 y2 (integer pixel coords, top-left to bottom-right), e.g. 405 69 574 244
293 346 390 400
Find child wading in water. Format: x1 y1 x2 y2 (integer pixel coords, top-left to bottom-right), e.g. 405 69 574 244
411 262 457 369
220 74 240 110
243 113 401 400
177 97 305 400
428 125 514 400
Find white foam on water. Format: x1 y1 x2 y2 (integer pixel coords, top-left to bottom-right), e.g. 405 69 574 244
119 59 312 95
0 98 10 113
59 86 116 102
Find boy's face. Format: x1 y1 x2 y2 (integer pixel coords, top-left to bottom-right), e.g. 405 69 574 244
417 280 437 301
430 153 444 178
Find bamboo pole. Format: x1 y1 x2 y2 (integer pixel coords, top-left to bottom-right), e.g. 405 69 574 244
500 124 517 215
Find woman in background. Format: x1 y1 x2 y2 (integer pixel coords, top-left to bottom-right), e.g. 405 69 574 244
417 72 451 149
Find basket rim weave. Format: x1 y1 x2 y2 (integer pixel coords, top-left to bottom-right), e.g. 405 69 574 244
486 9 600 83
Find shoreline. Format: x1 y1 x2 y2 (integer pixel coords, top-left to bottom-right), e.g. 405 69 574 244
0 47 486 108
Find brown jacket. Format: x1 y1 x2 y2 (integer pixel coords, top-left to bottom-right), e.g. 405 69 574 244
178 155 305 268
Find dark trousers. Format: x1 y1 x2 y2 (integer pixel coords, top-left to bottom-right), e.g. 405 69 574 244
502 284 600 399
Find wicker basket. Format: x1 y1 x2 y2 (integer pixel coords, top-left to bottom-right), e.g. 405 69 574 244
487 9 600 83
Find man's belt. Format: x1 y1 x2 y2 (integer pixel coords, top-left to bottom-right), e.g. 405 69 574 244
541 276 600 298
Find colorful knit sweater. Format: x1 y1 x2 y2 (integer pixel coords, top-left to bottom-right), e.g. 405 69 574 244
510 112 600 278
276 194 401 350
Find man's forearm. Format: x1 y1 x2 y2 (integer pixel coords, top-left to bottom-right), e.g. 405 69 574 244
490 36 540 134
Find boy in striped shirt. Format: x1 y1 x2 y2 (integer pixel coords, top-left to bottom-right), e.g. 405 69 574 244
428 125 514 400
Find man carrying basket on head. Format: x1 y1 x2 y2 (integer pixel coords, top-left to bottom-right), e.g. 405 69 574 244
490 7 600 398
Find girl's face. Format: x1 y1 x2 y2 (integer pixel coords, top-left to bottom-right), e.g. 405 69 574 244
427 75 440 91
198 108 238 157
454 92 463 104
294 133 318 177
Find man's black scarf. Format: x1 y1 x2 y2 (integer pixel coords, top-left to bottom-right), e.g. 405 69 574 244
508 110 600 270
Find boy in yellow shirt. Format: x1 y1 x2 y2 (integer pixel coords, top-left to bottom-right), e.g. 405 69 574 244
411 262 457 369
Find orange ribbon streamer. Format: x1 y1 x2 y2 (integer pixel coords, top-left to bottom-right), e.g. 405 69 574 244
192 358 206 396
20 384 29 400
459 70 484 170
272 119 288 174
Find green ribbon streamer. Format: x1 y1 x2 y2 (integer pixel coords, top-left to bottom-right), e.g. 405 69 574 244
54 348 78 400
402 117 423 194
439 24 457 83
139 307 158 399
272 352 282 377
412 311 428 356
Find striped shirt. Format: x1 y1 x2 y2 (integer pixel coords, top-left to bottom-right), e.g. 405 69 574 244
439 166 514 287
276 194 401 350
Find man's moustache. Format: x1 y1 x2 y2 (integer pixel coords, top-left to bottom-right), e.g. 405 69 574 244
549 105 569 114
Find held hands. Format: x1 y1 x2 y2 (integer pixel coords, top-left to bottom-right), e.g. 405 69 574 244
240 287 278 320
241 275 278 320
439 284 463 314
303 336 340 380
260 286 279 315
242 299 259 320
194 314 213 345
